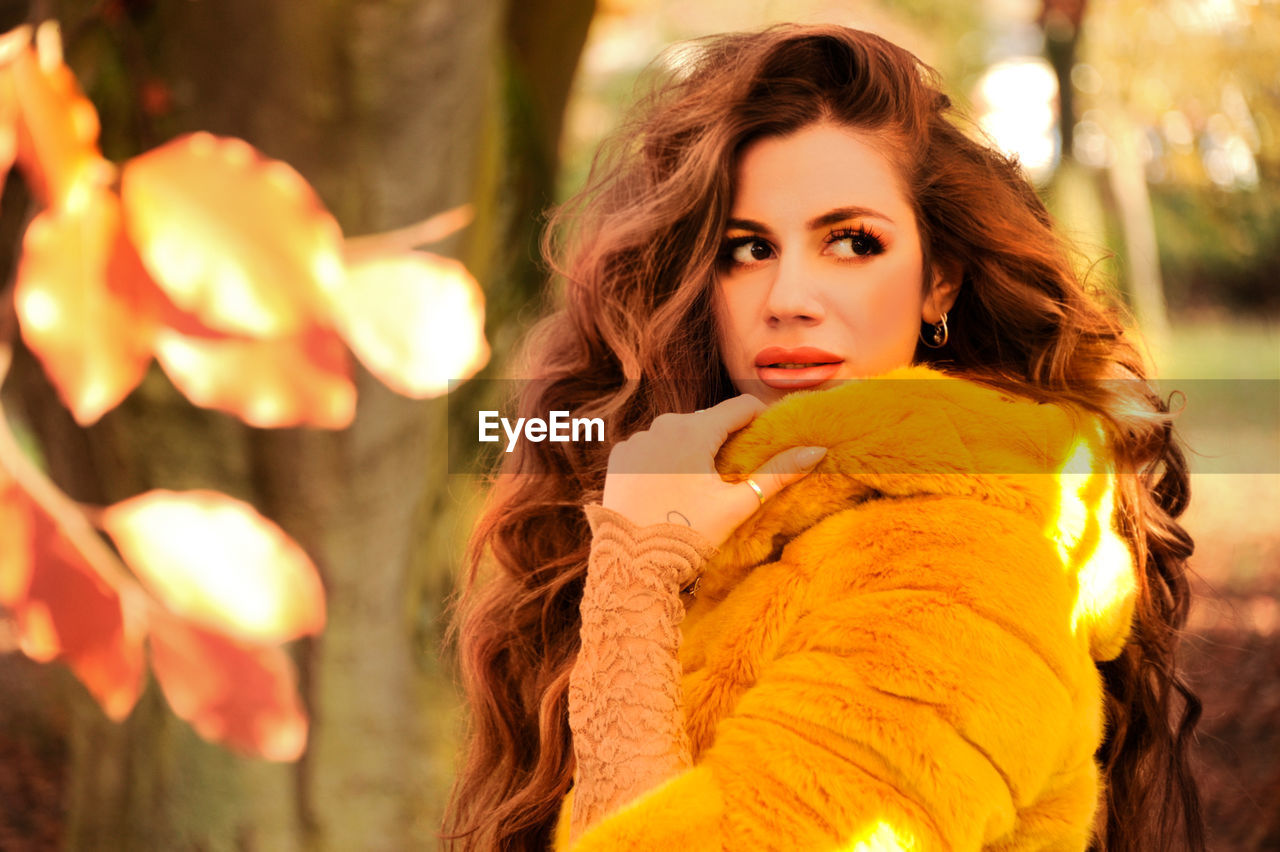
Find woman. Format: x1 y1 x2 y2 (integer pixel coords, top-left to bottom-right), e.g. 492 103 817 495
445 24 1202 851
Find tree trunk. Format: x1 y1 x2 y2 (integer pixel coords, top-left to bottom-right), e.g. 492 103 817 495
4 0 593 848
1105 111 1172 356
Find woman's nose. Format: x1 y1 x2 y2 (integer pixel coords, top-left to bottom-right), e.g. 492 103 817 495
765 254 824 325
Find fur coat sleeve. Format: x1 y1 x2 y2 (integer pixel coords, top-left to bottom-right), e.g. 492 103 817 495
554 368 1139 851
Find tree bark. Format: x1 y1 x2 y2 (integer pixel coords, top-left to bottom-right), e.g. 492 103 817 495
1105 111 1172 355
4 0 594 848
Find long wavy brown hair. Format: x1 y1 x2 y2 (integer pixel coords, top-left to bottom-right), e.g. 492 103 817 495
443 24 1202 851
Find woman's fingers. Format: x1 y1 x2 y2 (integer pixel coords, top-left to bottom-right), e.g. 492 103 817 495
601 397 824 547
744 445 827 503
610 395 765 475
698 394 768 446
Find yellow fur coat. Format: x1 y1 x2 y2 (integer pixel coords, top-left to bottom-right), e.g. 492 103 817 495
556 366 1138 851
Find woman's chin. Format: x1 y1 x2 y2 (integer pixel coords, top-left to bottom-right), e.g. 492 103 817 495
730 376 837 404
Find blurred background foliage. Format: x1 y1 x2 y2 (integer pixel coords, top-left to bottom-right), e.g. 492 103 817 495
0 0 1276 849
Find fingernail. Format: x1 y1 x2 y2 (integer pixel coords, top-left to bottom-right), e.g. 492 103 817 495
796 446 826 468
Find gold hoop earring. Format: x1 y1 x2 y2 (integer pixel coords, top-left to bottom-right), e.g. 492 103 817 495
920 312 949 349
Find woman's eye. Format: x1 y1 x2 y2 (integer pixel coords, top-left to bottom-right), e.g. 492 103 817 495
827 228 885 259
722 238 774 266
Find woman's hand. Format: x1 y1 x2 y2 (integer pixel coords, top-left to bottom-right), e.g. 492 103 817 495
602 394 826 547
574 394 824 840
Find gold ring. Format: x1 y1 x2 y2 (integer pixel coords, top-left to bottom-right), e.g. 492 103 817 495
745 477 765 506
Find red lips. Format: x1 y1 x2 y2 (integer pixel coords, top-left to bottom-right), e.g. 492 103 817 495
753 346 842 367
753 347 844 390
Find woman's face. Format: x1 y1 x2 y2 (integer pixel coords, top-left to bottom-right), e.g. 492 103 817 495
714 121 956 404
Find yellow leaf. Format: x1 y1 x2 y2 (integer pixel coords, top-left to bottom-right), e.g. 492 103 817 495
121 133 345 339
15 187 157 425
334 251 489 398
102 490 326 643
153 324 356 429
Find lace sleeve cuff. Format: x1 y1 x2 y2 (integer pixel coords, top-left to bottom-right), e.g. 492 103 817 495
567 505 717 840
582 504 718 592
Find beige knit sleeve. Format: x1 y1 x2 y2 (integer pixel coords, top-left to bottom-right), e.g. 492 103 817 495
567 504 717 842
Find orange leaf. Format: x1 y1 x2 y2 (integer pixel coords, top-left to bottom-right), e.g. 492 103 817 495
148 612 307 760
9 25 111 209
0 105 13 198
153 323 355 428
120 132 345 339
15 186 157 425
14 507 144 720
0 34 19 198
102 489 325 643
333 251 489 398
0 478 34 607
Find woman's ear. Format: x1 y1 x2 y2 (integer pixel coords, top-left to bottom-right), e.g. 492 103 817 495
923 259 962 323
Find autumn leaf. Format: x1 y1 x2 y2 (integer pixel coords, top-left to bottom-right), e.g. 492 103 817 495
14 186 158 425
12 505 145 721
120 132 345 339
148 611 307 761
332 251 489 398
153 323 356 428
0 102 13 198
0 34 19 197
8 24 111 210
102 489 325 643
0 477 34 607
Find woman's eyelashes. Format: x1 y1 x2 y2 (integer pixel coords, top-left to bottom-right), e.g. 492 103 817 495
718 225 886 270
824 225 886 259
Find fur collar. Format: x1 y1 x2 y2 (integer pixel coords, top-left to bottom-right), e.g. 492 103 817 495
706 365 1137 661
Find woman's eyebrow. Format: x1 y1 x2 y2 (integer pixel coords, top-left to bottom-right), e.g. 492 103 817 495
725 217 772 234
726 207 896 235
806 206 895 229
